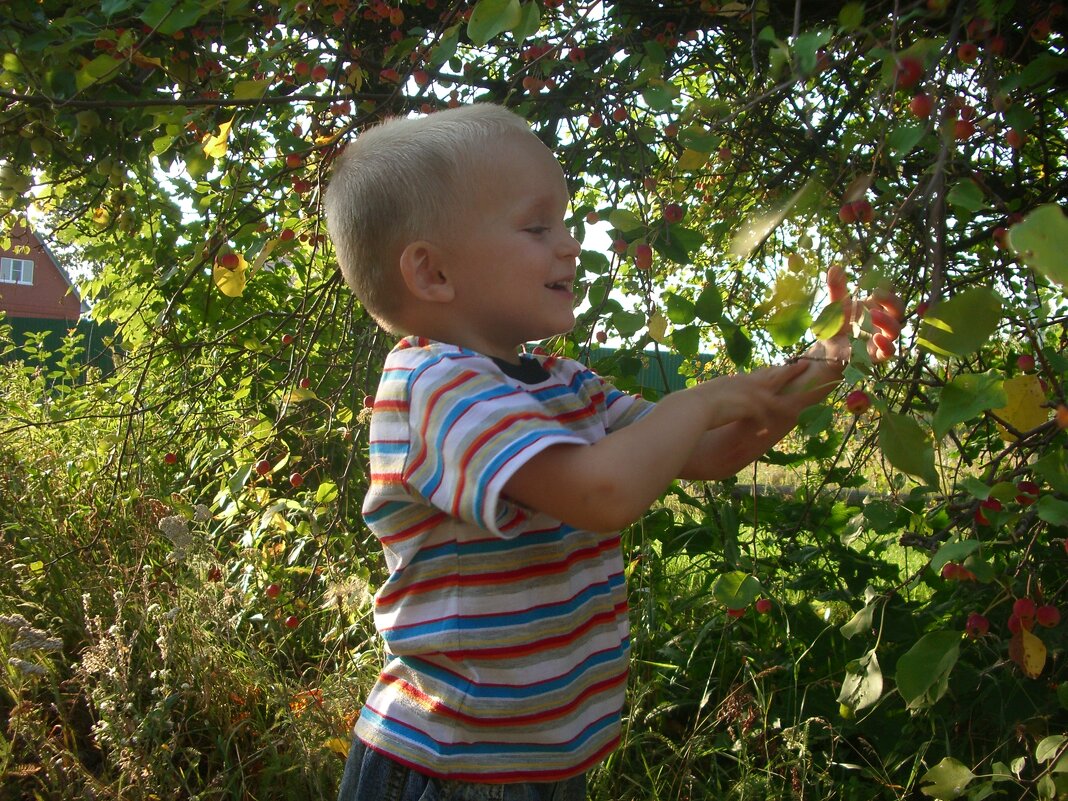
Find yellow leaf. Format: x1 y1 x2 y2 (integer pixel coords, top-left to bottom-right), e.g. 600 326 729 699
130 52 164 71
202 117 235 160
678 148 708 172
282 387 317 404
212 256 247 298
92 206 110 226
994 374 1049 441
323 737 351 758
250 238 277 276
648 310 669 344
233 78 272 100
1009 626 1046 679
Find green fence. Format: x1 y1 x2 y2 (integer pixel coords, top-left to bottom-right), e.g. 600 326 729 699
2 316 117 377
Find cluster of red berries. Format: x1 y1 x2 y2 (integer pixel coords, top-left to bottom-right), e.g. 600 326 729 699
726 598 774 619
965 598 1061 640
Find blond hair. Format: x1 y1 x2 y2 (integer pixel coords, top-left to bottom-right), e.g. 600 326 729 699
324 104 532 332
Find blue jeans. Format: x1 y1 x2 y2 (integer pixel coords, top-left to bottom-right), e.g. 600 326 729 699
336 736 587 801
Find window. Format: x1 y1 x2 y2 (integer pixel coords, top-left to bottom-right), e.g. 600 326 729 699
0 257 33 285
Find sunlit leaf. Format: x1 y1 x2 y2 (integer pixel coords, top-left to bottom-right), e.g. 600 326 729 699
1008 204 1068 288
920 757 977 800
729 178 821 259
647 310 669 344
897 630 960 709
917 288 1002 360
467 0 522 46
712 571 762 609
1008 626 1046 678
202 117 235 160
932 372 1006 439
993 374 1050 440
879 412 938 487
212 254 247 297
837 649 883 713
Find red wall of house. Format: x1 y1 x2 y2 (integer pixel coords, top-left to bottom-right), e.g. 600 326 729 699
0 227 82 322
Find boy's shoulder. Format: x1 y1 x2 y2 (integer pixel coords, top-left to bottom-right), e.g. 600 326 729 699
385 336 599 385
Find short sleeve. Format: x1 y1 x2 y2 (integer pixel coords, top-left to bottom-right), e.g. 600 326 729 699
401 355 589 536
598 377 655 433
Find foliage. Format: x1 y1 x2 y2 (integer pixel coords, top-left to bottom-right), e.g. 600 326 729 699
1 0 1067 798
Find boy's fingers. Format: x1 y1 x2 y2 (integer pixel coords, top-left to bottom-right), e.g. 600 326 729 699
872 287 905 321
871 332 896 359
869 306 902 340
827 265 848 303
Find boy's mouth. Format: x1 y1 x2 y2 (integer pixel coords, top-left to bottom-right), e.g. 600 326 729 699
545 280 572 293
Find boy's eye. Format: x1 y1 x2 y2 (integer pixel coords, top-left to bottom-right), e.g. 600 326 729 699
525 226 549 234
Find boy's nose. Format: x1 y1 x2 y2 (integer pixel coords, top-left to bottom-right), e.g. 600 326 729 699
560 229 581 258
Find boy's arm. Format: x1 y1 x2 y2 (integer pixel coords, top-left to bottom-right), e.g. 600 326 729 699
502 362 807 533
679 267 904 480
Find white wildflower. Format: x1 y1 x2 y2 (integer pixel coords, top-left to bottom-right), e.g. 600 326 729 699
8 657 47 677
0 613 30 632
158 516 192 549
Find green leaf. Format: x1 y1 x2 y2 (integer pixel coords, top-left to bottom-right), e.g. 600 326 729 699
712 571 762 610
512 1 540 43
888 123 925 159
76 54 121 89
840 587 880 640
896 630 961 710
932 372 1006 439
1036 736 1066 764
233 79 272 100
140 0 209 35
879 412 938 487
1034 449 1068 494
719 319 752 367
837 649 883 713
101 0 137 14
920 757 976 800
655 225 706 264
694 284 723 324
664 293 696 325
930 540 980 575
1008 204 1068 289
429 25 461 66
811 300 844 340
467 0 522 46
793 29 831 74
1035 495 1068 527
607 208 644 233
611 310 645 336
917 288 1002 360
838 3 865 31
1015 55 1068 89
947 178 987 212
767 303 812 348
678 126 719 153
671 325 700 357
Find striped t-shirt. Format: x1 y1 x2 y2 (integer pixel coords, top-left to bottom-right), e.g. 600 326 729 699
355 336 653 782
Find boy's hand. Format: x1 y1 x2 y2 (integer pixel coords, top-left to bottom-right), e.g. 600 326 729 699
698 361 809 433
803 265 904 373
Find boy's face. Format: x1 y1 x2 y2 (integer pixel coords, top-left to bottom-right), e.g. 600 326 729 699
434 132 581 362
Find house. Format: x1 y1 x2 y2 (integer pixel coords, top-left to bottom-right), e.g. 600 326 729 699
0 224 88 321
0 225 113 377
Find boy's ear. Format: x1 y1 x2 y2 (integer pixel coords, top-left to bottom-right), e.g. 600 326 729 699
399 240 454 303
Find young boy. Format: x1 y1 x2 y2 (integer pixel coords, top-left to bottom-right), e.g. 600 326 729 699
324 103 900 801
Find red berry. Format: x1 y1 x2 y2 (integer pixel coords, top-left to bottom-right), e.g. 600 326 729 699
595 330 608 344
299 377 311 389
909 93 934 118
585 211 600 224
219 252 240 269
974 498 1002 525
726 607 745 619
1005 129 1025 149
838 202 858 224
611 107 627 123
612 238 628 255
284 614 300 629
965 612 989 638
957 43 979 64
281 333 295 345
289 472 304 488
895 57 924 89
717 146 733 163
1013 597 1036 621
634 243 653 271
255 459 272 476
311 65 328 82
1016 481 1040 506
588 111 603 128
1036 605 1060 628
164 451 178 465
845 390 871 415
988 34 1006 55
285 153 303 169
663 203 685 223
265 583 281 599
955 118 976 140
208 566 223 582
363 394 375 408
755 598 773 614
1016 354 1036 372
